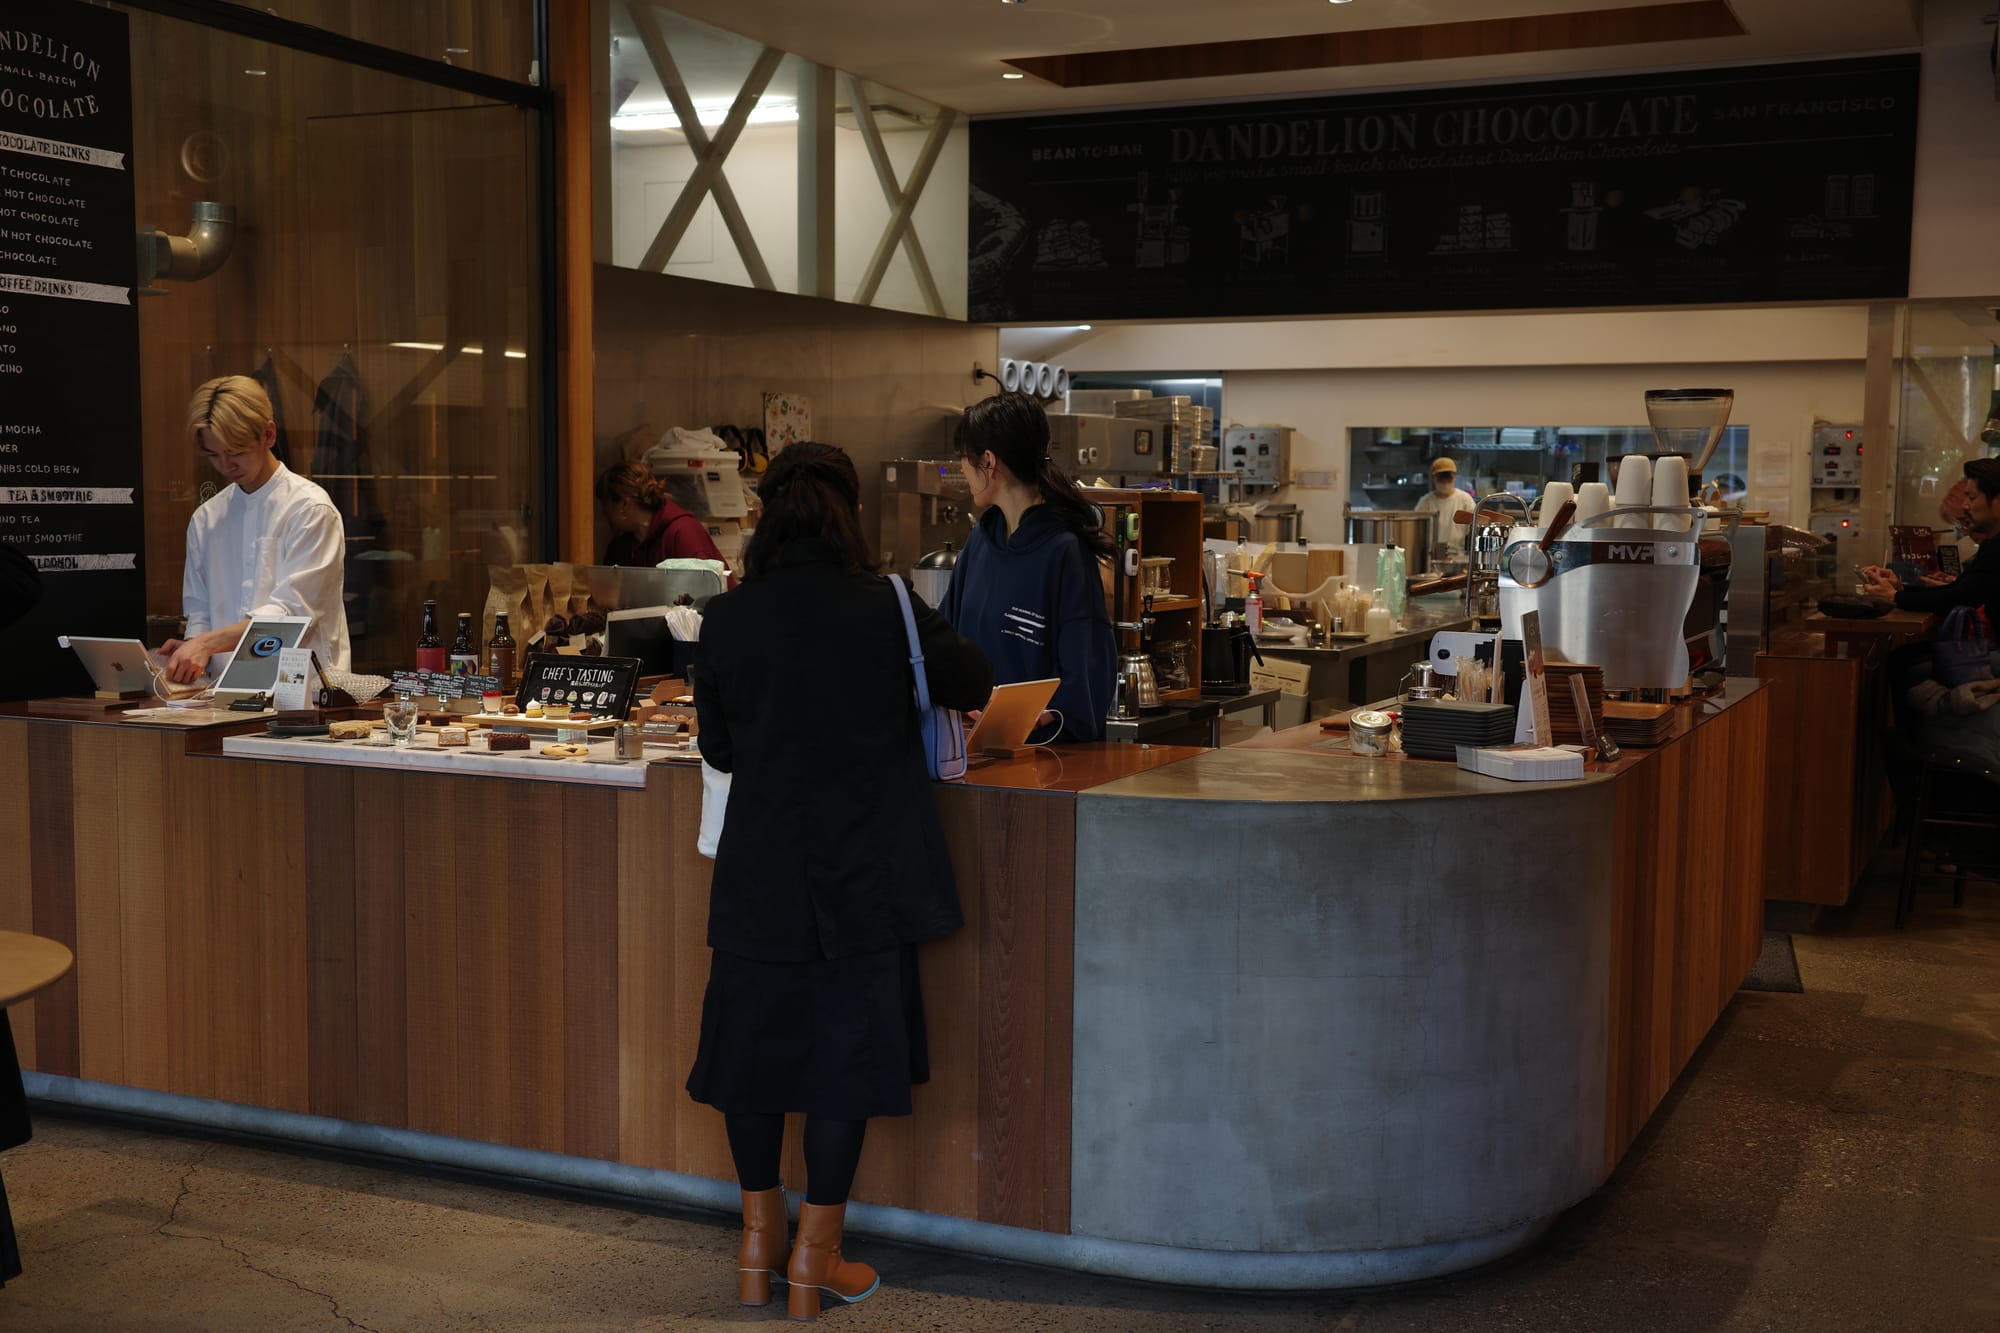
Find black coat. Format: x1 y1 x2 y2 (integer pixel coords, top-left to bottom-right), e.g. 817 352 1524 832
694 540 993 962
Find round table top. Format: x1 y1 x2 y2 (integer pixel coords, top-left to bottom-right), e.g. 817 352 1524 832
0 931 74 1008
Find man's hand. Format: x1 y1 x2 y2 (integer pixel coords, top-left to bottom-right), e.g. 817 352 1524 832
1857 568 1901 600
160 635 215 684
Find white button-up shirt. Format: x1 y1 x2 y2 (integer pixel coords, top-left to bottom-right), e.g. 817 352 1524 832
182 463 351 672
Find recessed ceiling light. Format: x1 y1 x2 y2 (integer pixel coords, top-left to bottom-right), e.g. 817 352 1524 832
1002 71 1025 79
244 68 267 76
1330 0 1355 5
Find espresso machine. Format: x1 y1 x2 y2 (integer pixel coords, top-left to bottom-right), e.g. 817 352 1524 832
878 459 973 577
1498 389 1737 693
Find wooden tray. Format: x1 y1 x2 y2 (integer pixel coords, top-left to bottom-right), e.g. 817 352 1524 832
462 713 622 733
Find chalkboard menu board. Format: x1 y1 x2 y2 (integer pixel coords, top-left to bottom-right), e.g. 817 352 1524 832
968 55 1919 323
0 1 141 700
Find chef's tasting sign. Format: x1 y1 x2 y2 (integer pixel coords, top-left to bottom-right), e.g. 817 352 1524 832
968 55 1920 322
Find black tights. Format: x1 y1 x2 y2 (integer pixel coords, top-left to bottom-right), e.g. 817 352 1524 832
725 1112 868 1206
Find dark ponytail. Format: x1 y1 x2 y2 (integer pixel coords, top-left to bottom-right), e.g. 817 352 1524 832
740 442 877 580
956 392 1114 561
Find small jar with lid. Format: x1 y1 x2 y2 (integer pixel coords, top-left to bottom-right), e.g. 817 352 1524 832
616 723 644 760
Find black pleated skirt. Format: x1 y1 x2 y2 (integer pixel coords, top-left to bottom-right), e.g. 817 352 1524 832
685 943 929 1120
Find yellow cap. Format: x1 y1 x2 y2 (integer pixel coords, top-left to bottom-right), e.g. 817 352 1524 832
1430 457 1457 475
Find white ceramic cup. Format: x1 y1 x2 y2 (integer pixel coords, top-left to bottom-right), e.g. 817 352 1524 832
1538 482 1576 530
1573 482 1612 530
1651 456 1691 532
1613 455 1654 529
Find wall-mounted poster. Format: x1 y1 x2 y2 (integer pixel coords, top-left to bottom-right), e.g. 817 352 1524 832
968 55 1920 323
0 1 142 700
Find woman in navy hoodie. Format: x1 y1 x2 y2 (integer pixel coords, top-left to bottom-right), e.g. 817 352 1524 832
944 392 1117 741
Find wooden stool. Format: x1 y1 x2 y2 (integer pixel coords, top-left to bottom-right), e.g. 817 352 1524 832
0 931 75 1286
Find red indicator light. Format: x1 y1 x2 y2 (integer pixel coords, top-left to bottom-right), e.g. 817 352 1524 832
1844 430 1854 439
1840 520 1851 528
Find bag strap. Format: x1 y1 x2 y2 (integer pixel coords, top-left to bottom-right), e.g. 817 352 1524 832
887 574 934 716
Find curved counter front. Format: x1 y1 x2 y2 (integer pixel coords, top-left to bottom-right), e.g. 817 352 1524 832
0 683 1767 1290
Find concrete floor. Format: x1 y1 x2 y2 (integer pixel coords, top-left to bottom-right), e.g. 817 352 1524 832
1 863 1996 1332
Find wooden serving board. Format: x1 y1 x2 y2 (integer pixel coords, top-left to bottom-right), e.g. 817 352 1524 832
462 712 622 733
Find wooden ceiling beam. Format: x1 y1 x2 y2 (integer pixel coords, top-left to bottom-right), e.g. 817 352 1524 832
1005 2 1745 88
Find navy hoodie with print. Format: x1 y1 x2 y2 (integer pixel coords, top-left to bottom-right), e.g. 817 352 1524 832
943 503 1116 742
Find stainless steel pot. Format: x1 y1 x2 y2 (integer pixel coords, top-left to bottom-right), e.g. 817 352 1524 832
912 542 957 606
1346 510 1435 574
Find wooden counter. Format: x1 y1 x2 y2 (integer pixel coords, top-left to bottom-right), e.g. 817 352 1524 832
0 684 1770 1287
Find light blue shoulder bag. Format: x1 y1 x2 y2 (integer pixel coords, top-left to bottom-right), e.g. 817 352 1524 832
888 574 966 782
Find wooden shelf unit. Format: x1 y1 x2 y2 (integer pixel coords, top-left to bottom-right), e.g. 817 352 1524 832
1086 488 1207 700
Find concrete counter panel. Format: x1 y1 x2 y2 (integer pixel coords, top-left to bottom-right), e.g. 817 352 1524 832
1072 781 1614 1271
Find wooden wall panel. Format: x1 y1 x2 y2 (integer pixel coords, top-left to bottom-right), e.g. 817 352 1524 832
1605 688 1770 1169
115 731 174 1094
615 784 687 1171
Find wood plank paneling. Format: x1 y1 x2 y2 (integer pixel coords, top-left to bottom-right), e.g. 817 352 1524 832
116 731 173 1093
68 727 127 1085
9 722 1085 1234
353 773 409 1127
1604 688 1770 1169
26 724 79 1077
559 786 620 1161
1756 653 1867 905
305 767 360 1121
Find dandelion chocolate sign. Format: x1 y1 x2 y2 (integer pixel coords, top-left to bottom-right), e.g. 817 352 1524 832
0 1 140 700
968 55 1919 321
514 653 642 719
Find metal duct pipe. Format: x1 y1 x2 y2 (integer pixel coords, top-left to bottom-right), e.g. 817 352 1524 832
137 201 236 289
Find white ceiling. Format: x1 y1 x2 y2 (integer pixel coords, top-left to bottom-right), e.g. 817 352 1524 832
628 0 1923 117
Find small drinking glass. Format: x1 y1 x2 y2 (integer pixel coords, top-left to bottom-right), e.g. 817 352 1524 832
383 695 419 747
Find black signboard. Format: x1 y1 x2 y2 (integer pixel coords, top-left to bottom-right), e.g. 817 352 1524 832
0 2 141 700
515 653 642 720
387 668 505 701
968 56 1919 322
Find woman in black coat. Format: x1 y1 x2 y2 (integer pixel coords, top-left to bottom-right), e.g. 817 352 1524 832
688 442 991 1320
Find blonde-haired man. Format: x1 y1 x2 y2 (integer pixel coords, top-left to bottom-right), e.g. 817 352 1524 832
161 375 350 682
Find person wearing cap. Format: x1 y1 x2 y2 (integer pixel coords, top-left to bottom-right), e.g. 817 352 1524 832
1414 456 1476 542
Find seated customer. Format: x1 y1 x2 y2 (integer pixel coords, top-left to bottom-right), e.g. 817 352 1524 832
1862 458 2000 625
161 376 349 682
596 461 728 569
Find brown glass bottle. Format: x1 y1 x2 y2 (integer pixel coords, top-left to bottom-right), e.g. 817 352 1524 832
415 600 445 673
486 612 517 689
449 612 479 676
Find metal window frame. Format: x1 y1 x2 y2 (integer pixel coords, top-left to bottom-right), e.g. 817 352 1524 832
115 0 563 560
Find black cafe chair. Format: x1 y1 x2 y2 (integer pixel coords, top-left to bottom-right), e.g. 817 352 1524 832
1896 753 2000 928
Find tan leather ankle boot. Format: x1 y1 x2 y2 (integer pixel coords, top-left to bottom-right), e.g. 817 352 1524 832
785 1201 879 1321
737 1186 789 1306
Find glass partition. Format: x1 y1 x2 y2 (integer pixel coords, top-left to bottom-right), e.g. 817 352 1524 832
211 1 541 83
1896 302 2000 551
118 4 545 674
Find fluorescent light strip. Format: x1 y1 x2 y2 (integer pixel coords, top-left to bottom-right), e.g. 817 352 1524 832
388 341 527 359
611 100 799 132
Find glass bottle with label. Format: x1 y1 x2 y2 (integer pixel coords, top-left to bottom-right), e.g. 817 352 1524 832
415 600 445 673
486 612 516 689
449 612 479 676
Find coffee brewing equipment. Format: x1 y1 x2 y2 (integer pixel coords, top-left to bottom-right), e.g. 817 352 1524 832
1499 389 1738 691
878 460 972 577
1463 493 1529 620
